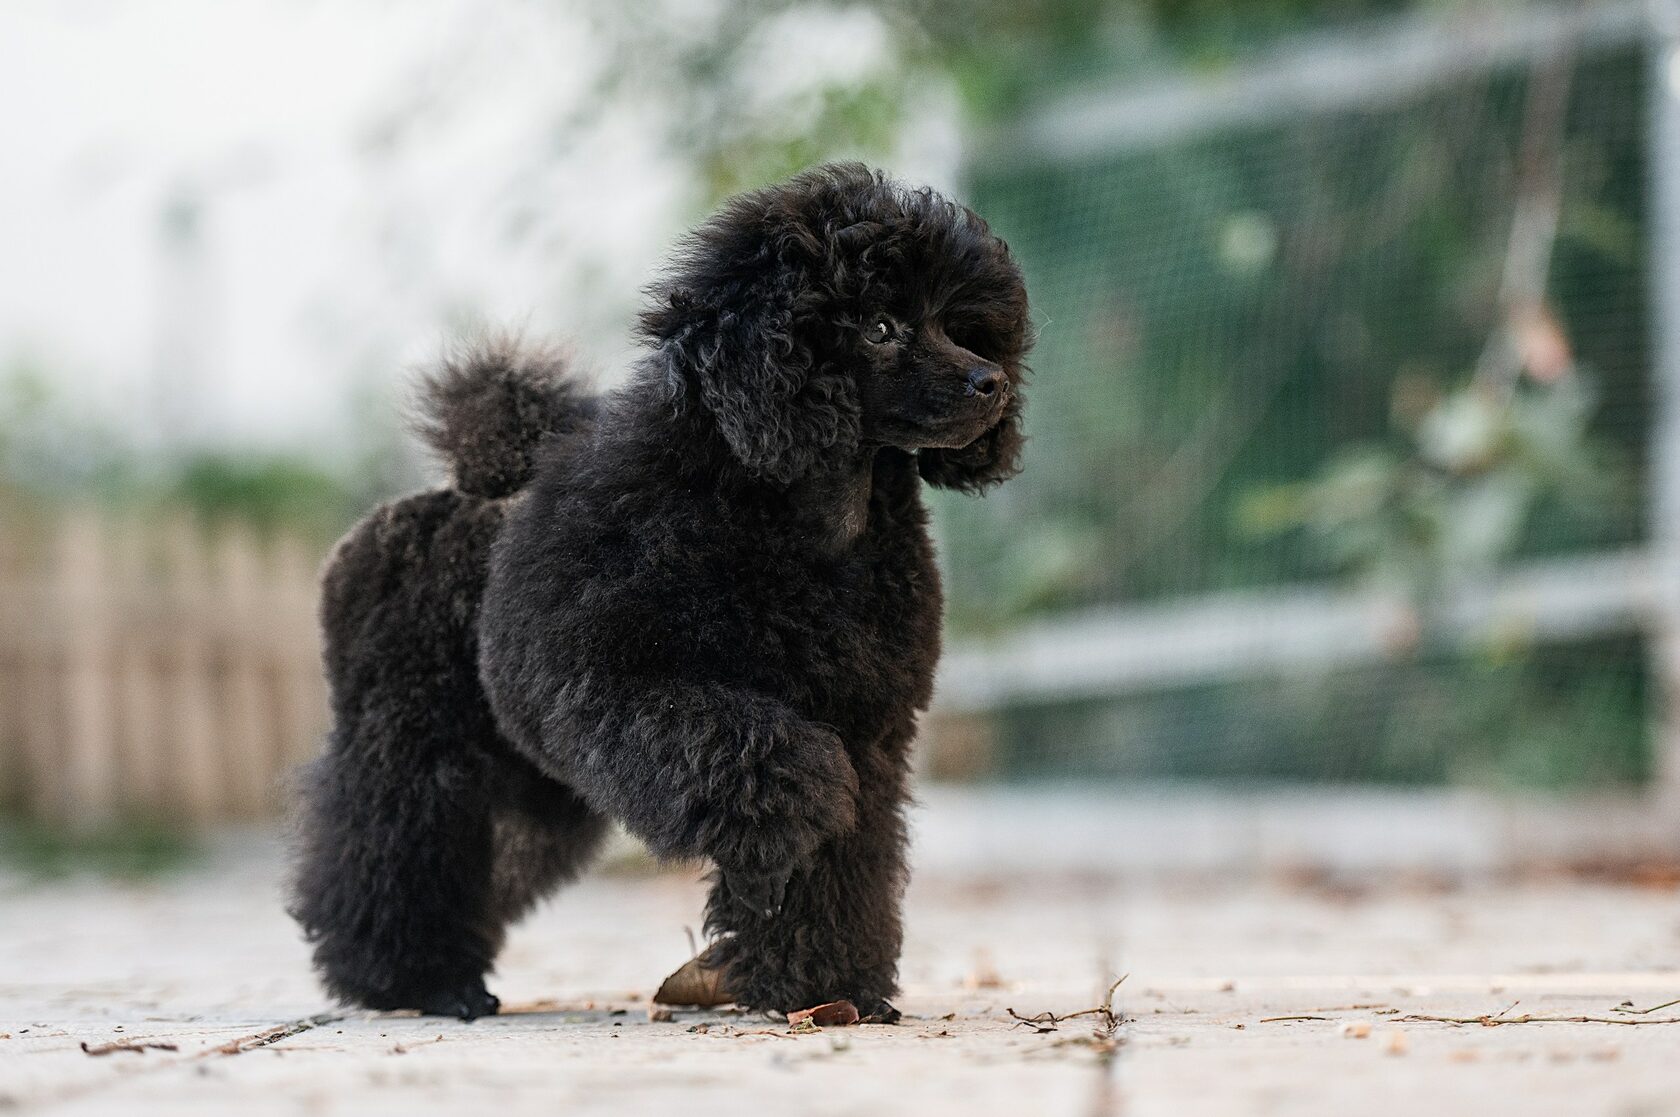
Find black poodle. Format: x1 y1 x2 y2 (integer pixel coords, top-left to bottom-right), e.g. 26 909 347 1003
290 163 1031 1023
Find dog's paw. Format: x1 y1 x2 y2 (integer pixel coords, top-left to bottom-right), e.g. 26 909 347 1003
856 998 902 1025
725 863 793 920
413 982 500 1021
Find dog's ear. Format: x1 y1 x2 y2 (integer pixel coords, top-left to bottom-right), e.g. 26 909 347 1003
641 189 860 486
688 280 859 486
917 394 1026 493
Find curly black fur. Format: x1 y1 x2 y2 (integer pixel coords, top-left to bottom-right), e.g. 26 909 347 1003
414 338 594 498
289 163 1031 1021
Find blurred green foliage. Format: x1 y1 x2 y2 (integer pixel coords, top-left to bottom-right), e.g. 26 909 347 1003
591 0 1435 212
1237 372 1621 594
0 820 199 880
932 22 1652 788
945 47 1647 628
914 0 1419 118
995 635 1649 788
166 455 363 540
0 359 407 542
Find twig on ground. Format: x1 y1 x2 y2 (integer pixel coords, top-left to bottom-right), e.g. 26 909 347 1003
80 1039 179 1056
1401 1013 1680 1027
1007 975 1128 1035
201 1014 343 1057
390 1034 444 1055
1258 1016 1330 1023
1615 997 1680 1016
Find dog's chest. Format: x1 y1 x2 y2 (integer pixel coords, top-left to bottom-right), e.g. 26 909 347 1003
759 521 944 743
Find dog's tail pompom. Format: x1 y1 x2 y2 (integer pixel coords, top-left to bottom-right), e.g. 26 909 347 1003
415 338 589 498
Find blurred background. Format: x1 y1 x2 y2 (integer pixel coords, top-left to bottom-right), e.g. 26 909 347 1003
4 0 1680 876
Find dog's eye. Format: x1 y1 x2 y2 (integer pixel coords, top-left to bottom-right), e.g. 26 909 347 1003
866 319 896 345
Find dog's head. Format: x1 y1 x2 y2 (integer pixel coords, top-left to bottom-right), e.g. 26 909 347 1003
641 163 1031 492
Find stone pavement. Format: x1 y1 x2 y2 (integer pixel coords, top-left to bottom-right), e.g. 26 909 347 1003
3 827 1680 1116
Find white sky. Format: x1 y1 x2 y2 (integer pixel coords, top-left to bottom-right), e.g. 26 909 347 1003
0 0 952 461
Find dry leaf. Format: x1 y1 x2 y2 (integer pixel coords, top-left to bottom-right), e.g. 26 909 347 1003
787 1001 860 1029
654 952 734 1007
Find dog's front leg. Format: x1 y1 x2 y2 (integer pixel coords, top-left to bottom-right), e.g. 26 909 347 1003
555 682 860 895
701 733 911 1019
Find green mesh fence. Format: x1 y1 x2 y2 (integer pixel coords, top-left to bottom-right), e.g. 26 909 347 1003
934 38 1654 789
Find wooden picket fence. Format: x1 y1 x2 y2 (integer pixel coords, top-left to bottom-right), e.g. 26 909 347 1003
0 507 329 830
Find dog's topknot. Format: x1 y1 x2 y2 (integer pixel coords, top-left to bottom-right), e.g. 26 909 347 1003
415 338 590 498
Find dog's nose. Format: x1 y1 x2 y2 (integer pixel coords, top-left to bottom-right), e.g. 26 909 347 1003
965 367 1004 398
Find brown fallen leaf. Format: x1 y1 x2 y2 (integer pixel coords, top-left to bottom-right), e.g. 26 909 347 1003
81 1039 179 1057
787 1001 860 1029
654 949 734 1007
647 1005 674 1022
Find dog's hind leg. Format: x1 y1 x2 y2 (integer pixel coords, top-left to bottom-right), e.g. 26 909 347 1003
290 703 508 1020
487 759 611 928
291 490 526 1018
